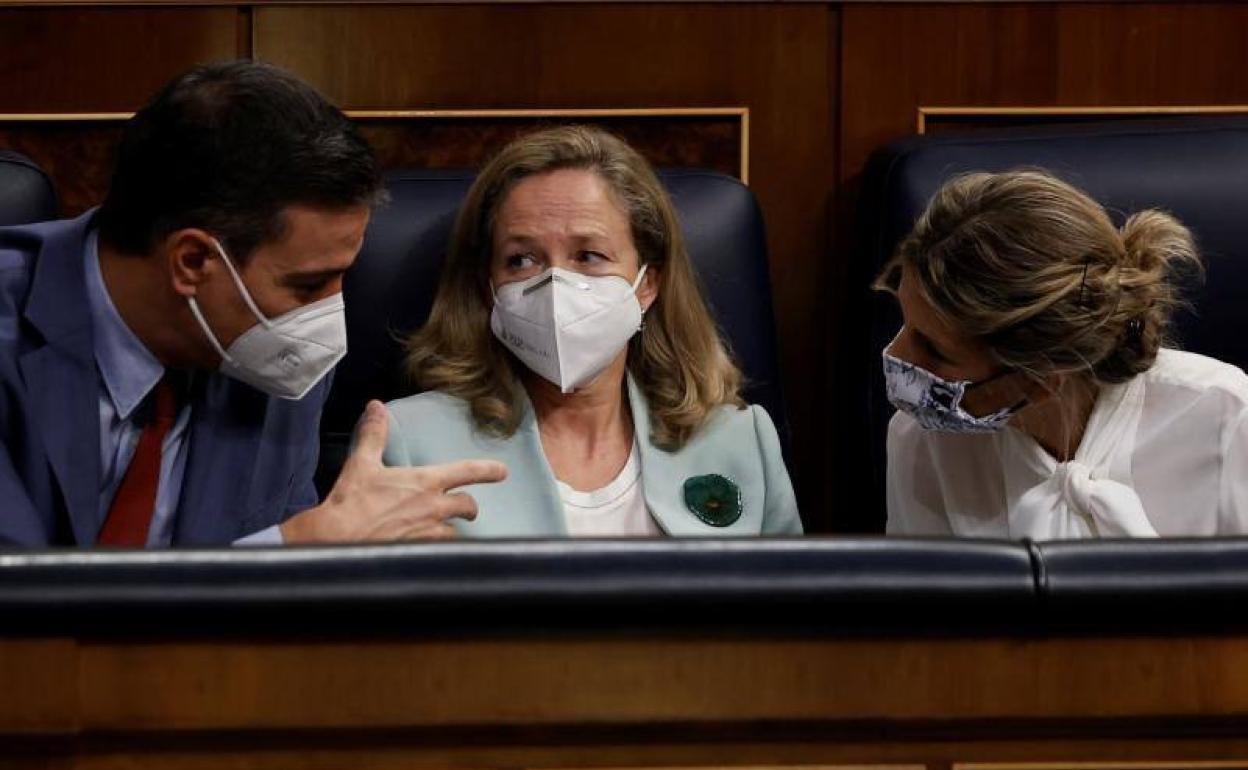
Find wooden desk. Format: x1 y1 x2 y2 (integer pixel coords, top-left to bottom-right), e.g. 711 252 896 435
4 633 1248 767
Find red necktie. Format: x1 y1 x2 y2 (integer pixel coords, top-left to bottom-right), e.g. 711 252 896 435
98 376 178 547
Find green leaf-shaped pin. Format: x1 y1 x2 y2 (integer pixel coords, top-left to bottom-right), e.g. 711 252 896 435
682 474 743 527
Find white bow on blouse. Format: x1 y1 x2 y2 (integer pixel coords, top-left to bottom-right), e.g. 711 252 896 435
1004 375 1159 539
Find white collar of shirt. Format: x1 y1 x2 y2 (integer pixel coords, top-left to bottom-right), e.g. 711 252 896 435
83 229 165 420
1001 373 1157 539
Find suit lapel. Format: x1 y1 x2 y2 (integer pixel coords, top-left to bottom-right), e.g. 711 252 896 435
18 214 103 545
510 389 568 536
626 374 674 533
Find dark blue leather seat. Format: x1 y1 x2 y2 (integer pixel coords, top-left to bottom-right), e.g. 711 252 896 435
317 168 789 492
0 151 56 227
0 538 1038 635
1031 538 1248 632
842 116 1248 533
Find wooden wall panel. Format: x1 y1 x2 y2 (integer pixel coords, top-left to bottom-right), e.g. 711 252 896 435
839 4 1059 189
840 1 1248 200
256 4 839 531
9 635 1248 764
355 114 745 178
0 113 744 219
1054 4 1248 105
0 8 244 112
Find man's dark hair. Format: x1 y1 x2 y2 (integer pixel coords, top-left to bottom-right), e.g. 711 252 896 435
97 60 383 259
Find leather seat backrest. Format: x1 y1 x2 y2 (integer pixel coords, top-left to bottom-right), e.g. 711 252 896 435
0 151 57 227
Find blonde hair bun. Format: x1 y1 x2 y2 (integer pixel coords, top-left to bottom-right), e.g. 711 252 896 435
876 168 1203 385
1093 209 1202 382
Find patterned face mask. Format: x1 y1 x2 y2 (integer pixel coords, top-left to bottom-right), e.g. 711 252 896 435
881 347 1025 434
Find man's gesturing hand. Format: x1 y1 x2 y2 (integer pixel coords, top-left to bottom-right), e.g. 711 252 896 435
281 400 507 543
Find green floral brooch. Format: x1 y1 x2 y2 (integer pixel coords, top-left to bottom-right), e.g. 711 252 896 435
682 474 743 527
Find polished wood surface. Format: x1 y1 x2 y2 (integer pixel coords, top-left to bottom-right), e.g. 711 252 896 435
918 106 1248 135
5 635 1248 765
67 636 1248 726
838 2 1248 190
958 765 1248 770
0 8 243 111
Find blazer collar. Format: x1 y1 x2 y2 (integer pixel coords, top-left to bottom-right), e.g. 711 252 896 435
509 383 570 536
24 211 97 360
624 373 679 534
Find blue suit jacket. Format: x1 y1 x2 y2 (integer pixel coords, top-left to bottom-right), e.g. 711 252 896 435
0 213 329 546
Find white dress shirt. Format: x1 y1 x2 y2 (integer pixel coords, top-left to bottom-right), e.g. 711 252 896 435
886 349 1248 539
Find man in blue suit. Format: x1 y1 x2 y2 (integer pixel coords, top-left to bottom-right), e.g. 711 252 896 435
0 61 505 547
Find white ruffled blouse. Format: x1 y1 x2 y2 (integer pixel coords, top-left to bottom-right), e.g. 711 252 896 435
886 349 1248 539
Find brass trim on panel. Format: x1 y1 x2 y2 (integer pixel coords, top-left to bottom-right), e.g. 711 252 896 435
0 113 134 121
558 766 925 770
953 758 1248 763
0 107 751 183
916 105 1248 134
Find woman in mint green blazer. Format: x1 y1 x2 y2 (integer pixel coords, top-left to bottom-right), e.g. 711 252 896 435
382 126 802 538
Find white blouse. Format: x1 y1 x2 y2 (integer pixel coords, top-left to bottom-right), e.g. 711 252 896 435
886 349 1248 539
556 442 664 537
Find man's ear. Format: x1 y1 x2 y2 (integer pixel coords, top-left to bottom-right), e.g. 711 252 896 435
166 229 219 298
637 263 660 313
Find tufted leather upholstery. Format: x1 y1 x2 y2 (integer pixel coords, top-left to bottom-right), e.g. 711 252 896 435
842 117 1248 533
317 168 789 492
0 151 57 227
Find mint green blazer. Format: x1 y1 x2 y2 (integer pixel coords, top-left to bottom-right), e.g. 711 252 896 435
382 377 803 537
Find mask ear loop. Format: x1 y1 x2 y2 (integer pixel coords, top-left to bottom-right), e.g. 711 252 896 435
633 263 651 320
187 237 255 366
187 295 233 364
211 239 274 329
631 263 649 291
963 365 1031 418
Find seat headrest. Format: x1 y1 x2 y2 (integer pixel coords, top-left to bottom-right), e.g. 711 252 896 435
865 116 1248 370
0 151 57 227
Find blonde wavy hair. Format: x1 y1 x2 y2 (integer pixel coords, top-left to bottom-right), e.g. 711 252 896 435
876 168 1203 385
405 125 744 450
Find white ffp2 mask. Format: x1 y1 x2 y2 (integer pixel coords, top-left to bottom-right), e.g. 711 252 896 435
490 265 648 393
187 239 348 400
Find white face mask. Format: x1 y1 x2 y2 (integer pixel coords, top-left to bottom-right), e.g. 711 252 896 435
490 265 648 393
187 239 348 400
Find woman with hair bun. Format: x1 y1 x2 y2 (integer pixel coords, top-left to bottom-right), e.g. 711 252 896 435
878 169 1248 538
